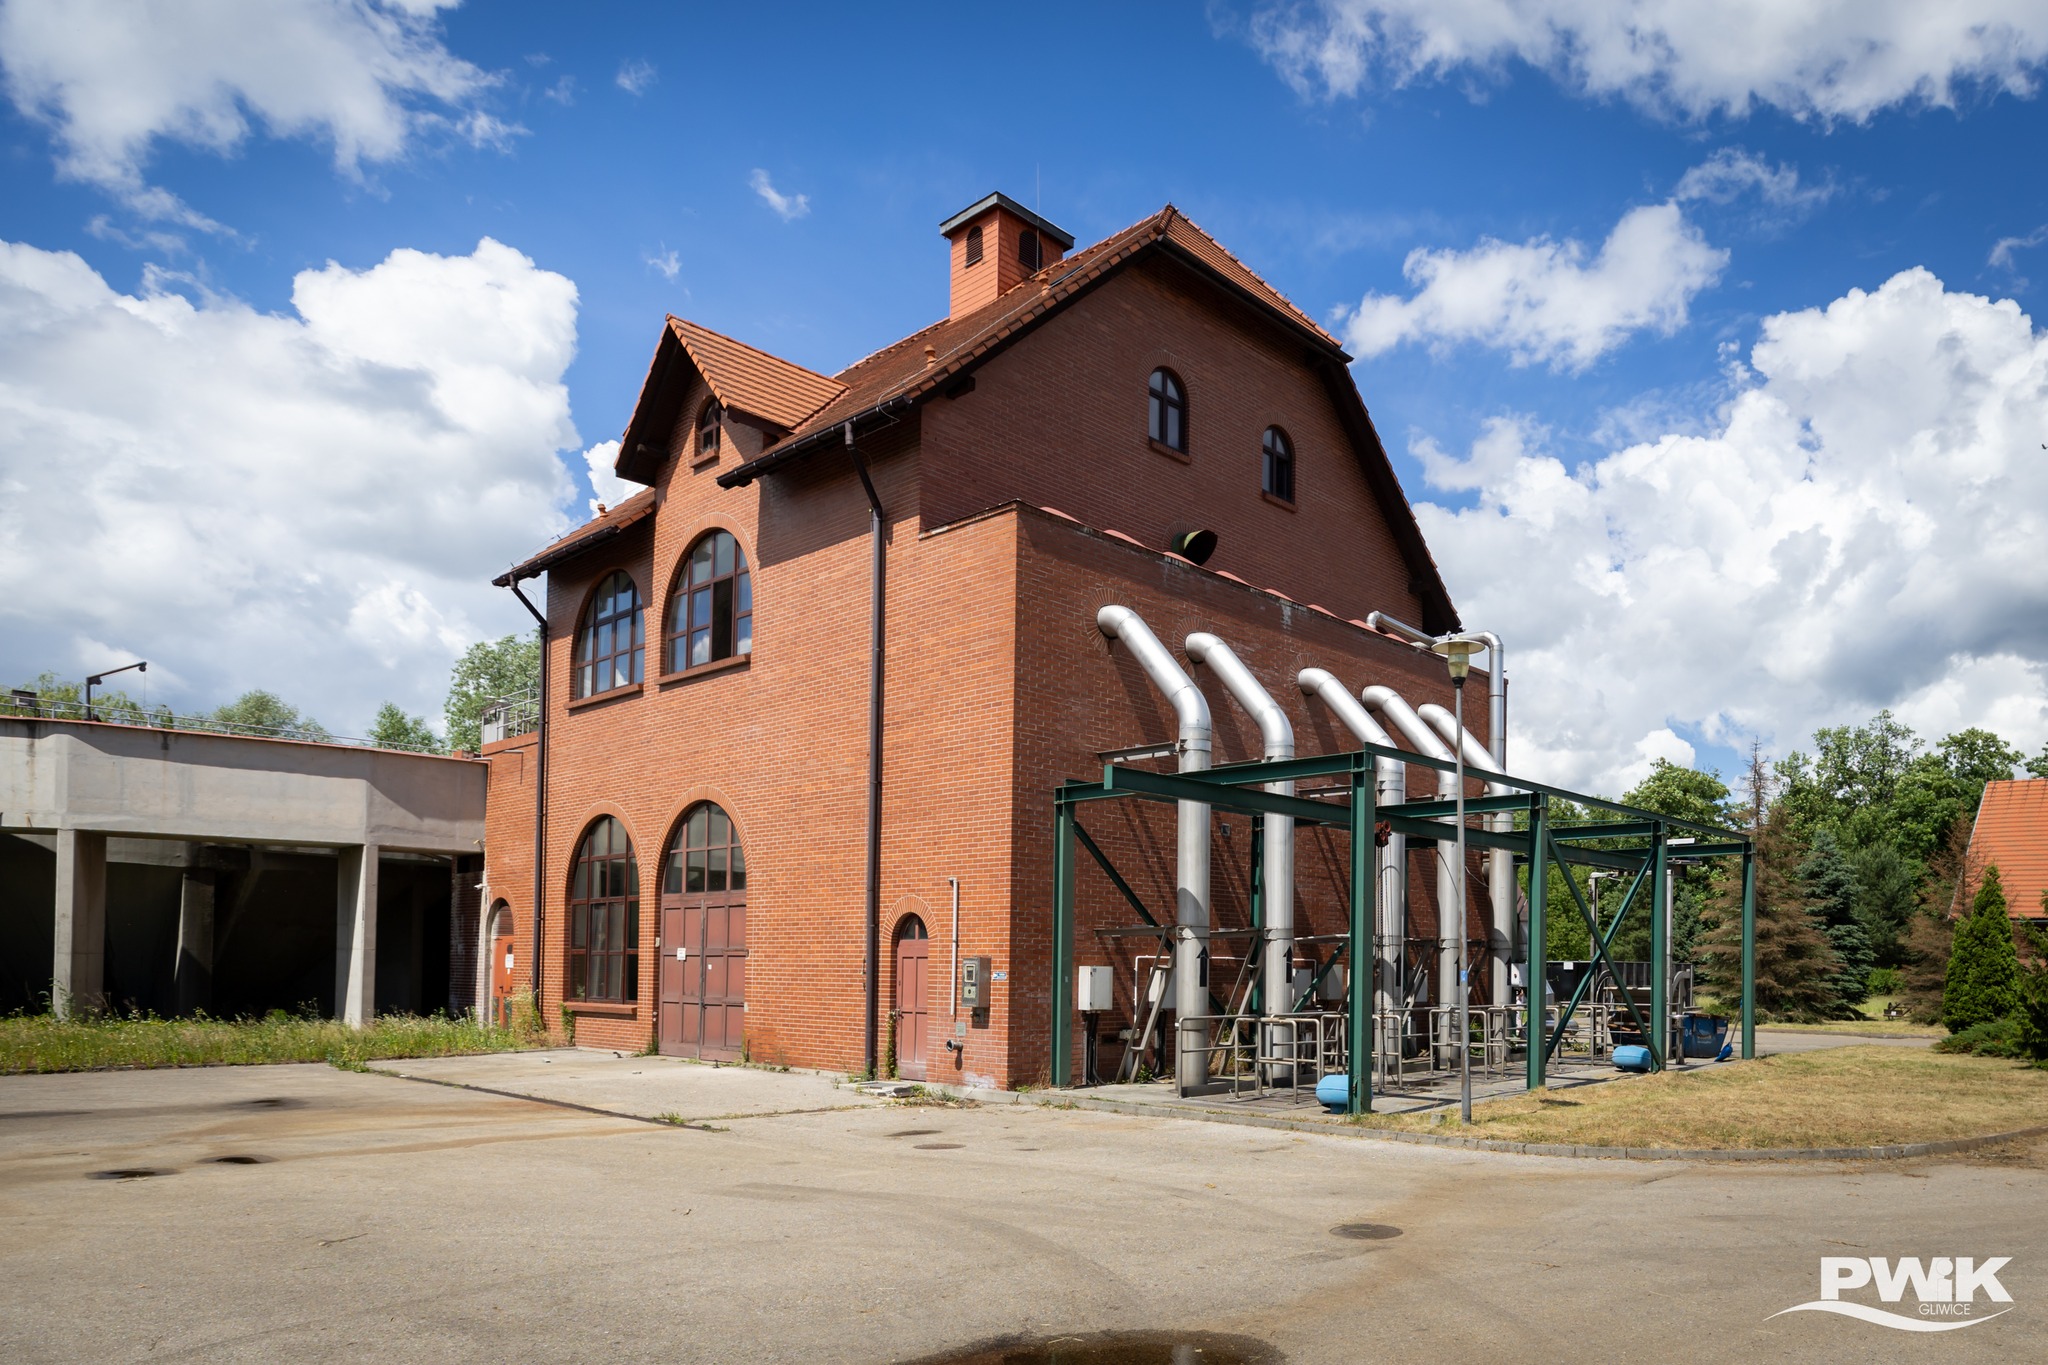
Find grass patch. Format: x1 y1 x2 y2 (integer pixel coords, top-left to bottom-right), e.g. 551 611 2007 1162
1353 1046 2048 1149
0 1010 543 1075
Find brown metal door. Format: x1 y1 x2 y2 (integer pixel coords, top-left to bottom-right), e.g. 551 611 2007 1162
657 904 687 1055
894 918 930 1080
699 902 746 1061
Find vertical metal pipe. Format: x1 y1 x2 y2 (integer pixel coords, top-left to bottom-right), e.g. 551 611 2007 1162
506 579 549 1003
1740 849 1757 1060
1359 685 1459 1066
1454 676 1471 1123
846 423 887 1081
1297 669 1405 1026
1347 753 1375 1115
1649 825 1668 1068
1051 798 1075 1088
1525 799 1549 1091
948 876 960 1019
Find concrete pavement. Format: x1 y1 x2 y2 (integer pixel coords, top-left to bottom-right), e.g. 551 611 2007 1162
1 1055 2038 1364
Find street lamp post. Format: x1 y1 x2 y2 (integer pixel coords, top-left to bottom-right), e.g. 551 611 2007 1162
1430 635 1482 1124
84 660 147 722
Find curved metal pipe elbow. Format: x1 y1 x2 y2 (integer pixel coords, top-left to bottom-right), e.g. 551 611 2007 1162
1298 668 1404 797
1417 703 1509 795
1097 605 1211 764
1359 684 1457 795
1186 633 1292 761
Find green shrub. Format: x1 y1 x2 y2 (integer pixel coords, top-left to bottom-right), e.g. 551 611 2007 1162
1944 867 2020 1032
1933 1015 2026 1058
1867 966 1901 995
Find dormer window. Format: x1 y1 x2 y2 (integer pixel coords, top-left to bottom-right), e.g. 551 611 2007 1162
964 224 984 266
1018 228 1041 270
697 400 723 458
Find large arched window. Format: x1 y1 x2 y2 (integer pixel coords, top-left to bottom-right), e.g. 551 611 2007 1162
1262 425 1295 503
667 530 752 672
697 399 723 458
664 801 746 896
574 571 644 698
1148 368 1186 452
568 816 638 1004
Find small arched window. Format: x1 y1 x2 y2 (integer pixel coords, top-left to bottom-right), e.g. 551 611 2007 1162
1018 228 1041 270
568 816 638 1003
574 571 644 698
1148 368 1186 452
1262 426 1295 503
697 399 723 458
664 801 746 896
668 530 753 672
964 224 984 267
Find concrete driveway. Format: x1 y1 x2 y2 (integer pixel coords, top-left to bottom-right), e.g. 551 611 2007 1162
1 1054 2038 1364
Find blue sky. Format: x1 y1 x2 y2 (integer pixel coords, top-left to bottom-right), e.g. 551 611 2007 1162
3 1 2047 792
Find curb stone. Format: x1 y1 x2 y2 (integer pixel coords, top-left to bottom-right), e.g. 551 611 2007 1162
912 1083 2048 1162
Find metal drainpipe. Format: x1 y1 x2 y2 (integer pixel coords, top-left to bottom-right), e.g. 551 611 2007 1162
1418 703 1514 1012
1185 634 1292 1079
844 423 888 1081
1359 685 1461 1068
1096 605 1212 1094
1297 669 1406 1023
505 578 549 1002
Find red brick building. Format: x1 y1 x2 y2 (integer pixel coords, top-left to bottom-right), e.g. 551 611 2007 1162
481 194 1489 1088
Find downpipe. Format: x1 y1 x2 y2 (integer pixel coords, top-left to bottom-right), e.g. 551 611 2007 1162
1420 704 1515 1011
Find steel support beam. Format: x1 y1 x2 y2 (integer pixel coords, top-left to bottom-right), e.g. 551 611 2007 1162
1525 801 1549 1090
1545 865 1644 1065
1051 797 1076 1088
1554 837 1659 1069
1649 826 1669 1062
1073 821 1160 928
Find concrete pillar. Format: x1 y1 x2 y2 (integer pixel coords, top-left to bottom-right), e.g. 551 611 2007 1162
336 843 378 1027
53 829 108 1018
175 865 215 1015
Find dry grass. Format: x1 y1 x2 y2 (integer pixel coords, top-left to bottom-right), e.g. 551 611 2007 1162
1759 1018 1946 1038
1355 1046 2048 1149
0 1010 542 1074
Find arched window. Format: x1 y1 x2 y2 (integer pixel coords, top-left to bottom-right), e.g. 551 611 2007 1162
574 571 644 698
667 530 753 672
1148 368 1186 452
665 802 746 896
697 399 723 458
568 816 638 1004
964 224 984 266
1262 426 1295 503
1018 228 1041 270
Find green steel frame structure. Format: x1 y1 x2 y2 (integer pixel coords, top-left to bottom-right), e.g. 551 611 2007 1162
1050 743 1757 1114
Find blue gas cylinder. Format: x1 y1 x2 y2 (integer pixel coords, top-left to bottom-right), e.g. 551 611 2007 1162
1315 1073 1351 1111
1613 1044 1653 1072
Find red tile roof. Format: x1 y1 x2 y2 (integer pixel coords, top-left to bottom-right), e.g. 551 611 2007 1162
494 487 656 585
668 318 844 431
1966 779 2048 920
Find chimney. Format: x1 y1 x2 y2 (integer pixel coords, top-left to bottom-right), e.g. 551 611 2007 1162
938 192 1074 320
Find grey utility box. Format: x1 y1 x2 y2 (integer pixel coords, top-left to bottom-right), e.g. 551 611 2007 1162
960 955 993 1009
1075 965 1115 1013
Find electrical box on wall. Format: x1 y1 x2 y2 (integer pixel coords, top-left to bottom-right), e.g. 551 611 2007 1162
1075 965 1115 1013
960 955 992 1009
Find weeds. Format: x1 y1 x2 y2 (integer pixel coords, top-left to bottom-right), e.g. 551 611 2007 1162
0 1007 544 1075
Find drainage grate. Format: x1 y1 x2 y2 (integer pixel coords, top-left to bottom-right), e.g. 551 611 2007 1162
1330 1222 1402 1241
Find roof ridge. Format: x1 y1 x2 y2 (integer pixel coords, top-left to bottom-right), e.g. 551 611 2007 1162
668 315 841 389
1162 210 1337 346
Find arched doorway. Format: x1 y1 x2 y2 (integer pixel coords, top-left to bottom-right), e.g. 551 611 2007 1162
486 901 516 1028
658 802 747 1060
893 916 930 1080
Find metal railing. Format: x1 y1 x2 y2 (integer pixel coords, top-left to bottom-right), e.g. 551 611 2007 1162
480 685 539 745
0 694 444 755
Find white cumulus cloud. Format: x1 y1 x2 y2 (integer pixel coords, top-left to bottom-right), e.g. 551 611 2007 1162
1411 267 2048 792
0 0 507 227
1674 147 1833 214
1249 0 2048 122
582 439 631 516
749 168 810 221
1339 201 1726 370
0 236 579 734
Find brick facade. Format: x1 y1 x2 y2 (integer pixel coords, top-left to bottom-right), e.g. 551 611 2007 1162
482 204 1490 1086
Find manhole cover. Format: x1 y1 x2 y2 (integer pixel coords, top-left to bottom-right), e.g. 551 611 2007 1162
1330 1222 1402 1241
209 1155 273 1165
914 1142 964 1150
906 1329 1278 1364
88 1168 168 1181
887 1129 941 1138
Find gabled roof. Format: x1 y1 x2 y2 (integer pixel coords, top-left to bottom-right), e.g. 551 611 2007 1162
494 487 656 586
613 318 844 484
1966 779 2048 920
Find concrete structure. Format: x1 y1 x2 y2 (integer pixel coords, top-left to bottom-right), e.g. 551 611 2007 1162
0 717 485 1019
485 194 1495 1087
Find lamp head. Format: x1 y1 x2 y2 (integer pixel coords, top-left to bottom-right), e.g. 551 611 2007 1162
1430 635 1481 681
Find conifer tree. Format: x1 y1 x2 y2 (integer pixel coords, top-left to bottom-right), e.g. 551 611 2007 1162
1800 828 1873 1010
1943 865 2021 1032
